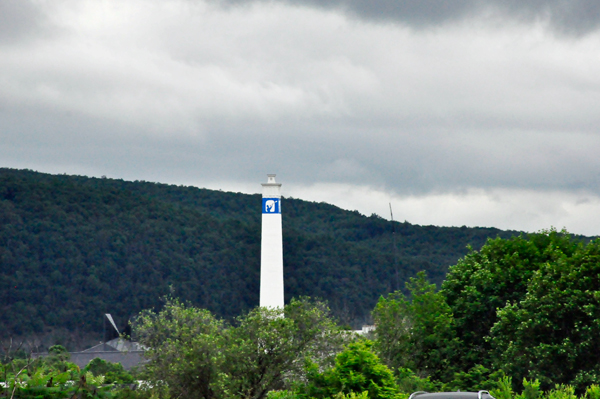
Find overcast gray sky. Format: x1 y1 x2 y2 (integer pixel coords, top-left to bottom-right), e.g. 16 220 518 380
2 0 600 235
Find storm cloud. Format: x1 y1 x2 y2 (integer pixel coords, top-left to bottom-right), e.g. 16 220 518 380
0 0 49 44
1 0 600 234
217 0 600 35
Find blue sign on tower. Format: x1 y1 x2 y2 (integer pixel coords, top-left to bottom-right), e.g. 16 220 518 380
262 198 281 214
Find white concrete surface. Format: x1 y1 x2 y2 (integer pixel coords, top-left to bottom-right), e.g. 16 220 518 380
260 174 284 309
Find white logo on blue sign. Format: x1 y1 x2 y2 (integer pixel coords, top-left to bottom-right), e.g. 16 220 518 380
262 198 281 214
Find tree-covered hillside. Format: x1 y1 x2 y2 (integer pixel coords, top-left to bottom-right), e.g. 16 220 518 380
0 168 519 346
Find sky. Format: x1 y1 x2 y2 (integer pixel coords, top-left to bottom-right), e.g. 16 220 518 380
2 0 600 235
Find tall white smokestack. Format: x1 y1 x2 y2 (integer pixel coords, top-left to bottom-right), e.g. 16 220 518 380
260 174 284 309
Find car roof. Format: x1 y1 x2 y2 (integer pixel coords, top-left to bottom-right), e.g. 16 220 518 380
409 392 495 399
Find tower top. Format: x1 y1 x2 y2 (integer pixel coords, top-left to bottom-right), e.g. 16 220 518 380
262 174 281 198
262 174 282 188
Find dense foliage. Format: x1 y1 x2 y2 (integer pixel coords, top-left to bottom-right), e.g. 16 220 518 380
3 167 600 398
441 231 582 372
372 230 600 393
490 237 600 389
372 272 457 383
0 168 519 344
5 226 597 399
131 253 600 399
298 341 401 399
0 344 134 398
134 297 345 399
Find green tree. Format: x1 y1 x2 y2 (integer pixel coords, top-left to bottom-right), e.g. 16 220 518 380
47 345 70 362
134 297 344 399
441 229 580 371
134 298 226 399
447 364 502 392
84 358 134 384
222 298 344 399
4 361 113 398
299 340 401 399
0 167 519 340
490 238 600 391
372 272 457 382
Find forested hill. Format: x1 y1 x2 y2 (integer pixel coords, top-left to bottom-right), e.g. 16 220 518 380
1 168 519 346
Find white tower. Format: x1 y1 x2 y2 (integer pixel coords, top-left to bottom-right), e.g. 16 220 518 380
260 174 284 309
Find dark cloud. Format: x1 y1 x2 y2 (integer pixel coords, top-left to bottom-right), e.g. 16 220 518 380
4 100 598 198
495 0 600 35
0 0 46 44
217 0 600 35
290 0 476 26
2 0 600 234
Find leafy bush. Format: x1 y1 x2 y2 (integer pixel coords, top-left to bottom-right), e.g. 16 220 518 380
135 297 344 399
299 340 402 399
84 358 134 384
373 272 458 383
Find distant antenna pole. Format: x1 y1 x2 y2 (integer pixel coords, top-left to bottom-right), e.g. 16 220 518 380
389 203 400 291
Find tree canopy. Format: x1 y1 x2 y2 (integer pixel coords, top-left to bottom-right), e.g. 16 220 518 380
134 297 345 399
441 230 582 371
372 272 457 382
490 237 600 389
373 229 600 392
0 167 521 344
